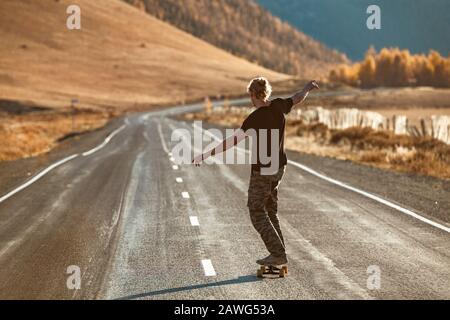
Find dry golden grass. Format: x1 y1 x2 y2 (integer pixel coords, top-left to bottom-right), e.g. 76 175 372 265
181 108 450 179
327 127 450 178
0 109 110 161
0 0 288 111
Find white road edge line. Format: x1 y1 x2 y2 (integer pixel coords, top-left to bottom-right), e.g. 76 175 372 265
287 160 450 234
190 216 200 226
0 154 79 204
83 125 126 156
201 259 216 277
157 122 170 154
176 177 183 183
193 123 450 234
0 122 127 204
182 192 190 199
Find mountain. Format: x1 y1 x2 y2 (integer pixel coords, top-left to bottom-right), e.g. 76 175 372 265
257 0 450 61
0 0 287 110
123 0 348 78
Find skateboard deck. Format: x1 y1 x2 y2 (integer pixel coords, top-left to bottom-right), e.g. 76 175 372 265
257 265 288 278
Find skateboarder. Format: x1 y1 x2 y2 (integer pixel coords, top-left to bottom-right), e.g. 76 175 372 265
192 77 319 267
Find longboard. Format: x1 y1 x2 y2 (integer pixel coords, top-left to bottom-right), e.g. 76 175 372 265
257 265 288 278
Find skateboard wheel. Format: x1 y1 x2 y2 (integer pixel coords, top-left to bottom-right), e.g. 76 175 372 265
279 269 285 278
257 269 263 278
282 266 288 274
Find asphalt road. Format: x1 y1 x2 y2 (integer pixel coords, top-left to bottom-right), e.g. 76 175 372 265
0 100 449 300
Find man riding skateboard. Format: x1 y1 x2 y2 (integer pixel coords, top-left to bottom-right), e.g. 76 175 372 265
193 77 319 267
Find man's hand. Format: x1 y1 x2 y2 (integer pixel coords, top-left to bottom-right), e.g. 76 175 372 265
191 129 246 167
291 80 320 105
304 80 320 92
192 154 205 167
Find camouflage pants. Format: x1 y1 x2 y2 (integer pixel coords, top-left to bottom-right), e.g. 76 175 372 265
247 166 286 257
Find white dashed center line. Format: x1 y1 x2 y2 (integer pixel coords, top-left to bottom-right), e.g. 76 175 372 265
170 157 175 162
182 192 190 199
172 165 179 170
176 177 183 183
189 216 200 226
201 259 216 277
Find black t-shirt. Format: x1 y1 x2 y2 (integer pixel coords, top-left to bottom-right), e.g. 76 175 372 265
240 98 294 173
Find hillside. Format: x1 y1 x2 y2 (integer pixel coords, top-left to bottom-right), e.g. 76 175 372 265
258 0 450 60
0 0 288 110
123 0 348 78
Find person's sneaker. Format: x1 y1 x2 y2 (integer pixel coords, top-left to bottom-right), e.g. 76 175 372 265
256 254 288 266
256 255 271 266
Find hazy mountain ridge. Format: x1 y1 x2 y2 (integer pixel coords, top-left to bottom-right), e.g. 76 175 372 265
123 0 348 78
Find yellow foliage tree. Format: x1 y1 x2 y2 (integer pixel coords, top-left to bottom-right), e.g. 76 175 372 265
329 48 450 88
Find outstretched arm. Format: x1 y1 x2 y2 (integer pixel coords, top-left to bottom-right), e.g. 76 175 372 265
192 129 247 166
290 80 320 106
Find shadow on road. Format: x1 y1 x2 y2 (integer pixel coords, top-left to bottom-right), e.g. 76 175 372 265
115 275 260 300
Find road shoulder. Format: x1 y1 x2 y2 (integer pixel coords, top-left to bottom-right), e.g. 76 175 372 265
0 117 124 198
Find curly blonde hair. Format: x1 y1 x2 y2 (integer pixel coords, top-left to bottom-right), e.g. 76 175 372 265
247 77 272 101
